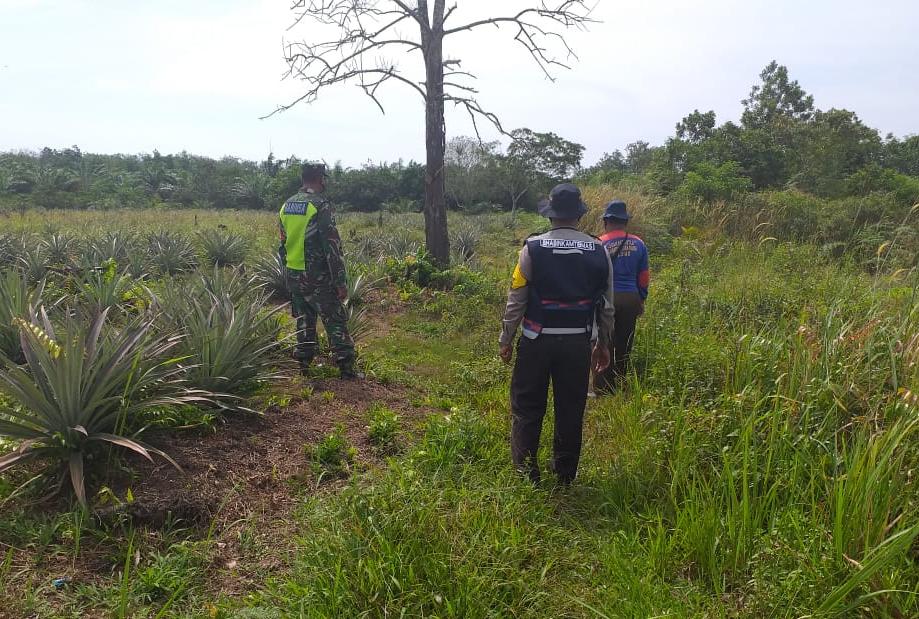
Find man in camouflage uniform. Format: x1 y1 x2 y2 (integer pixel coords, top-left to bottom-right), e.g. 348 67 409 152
278 163 360 378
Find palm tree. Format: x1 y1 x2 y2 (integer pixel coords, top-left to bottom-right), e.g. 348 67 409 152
231 173 271 209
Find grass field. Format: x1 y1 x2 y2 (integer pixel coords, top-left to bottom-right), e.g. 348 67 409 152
0 202 917 618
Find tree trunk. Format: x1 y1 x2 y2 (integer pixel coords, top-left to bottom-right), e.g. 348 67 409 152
421 5 450 267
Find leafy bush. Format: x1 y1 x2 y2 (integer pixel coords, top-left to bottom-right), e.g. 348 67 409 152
156 285 285 404
0 310 206 506
846 164 919 206
146 230 198 275
251 255 290 301
0 270 43 362
198 229 250 267
74 259 145 317
384 249 439 288
366 403 400 451
678 161 752 204
310 427 355 478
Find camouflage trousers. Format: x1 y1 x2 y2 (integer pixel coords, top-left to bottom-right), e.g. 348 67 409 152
287 270 355 368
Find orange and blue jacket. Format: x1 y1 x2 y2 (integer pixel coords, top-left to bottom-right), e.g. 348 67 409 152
598 230 650 300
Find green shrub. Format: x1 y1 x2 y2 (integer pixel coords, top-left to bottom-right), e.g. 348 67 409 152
0 310 205 507
678 161 752 204
310 427 355 478
366 403 400 450
0 270 43 362
198 228 250 267
74 259 145 317
251 255 289 301
157 287 285 404
146 230 198 275
846 164 919 206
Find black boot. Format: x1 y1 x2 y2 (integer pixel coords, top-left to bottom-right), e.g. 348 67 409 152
338 364 364 380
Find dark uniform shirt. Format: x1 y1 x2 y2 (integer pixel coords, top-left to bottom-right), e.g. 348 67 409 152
500 227 615 348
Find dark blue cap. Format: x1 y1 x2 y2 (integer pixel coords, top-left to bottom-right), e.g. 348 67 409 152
602 200 630 221
538 183 588 219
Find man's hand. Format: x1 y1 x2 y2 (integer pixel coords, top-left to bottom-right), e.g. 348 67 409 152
591 344 610 374
499 343 513 364
337 286 348 302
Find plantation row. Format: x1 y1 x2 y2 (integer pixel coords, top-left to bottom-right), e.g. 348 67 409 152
0 204 917 615
0 213 496 508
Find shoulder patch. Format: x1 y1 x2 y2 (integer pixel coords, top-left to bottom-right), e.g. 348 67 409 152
283 201 311 215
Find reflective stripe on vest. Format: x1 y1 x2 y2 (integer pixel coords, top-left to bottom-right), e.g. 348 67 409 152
523 235 609 339
279 200 318 270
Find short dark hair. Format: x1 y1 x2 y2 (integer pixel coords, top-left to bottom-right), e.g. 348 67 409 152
301 163 326 183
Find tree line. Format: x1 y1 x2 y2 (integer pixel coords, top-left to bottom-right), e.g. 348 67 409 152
581 62 919 208
1 63 917 216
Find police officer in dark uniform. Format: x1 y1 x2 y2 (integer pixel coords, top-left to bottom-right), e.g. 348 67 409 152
499 183 615 484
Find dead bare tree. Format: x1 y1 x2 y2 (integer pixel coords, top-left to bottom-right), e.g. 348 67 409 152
272 0 594 265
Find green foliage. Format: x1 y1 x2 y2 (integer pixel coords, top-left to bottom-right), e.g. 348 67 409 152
327 160 424 212
449 224 481 264
136 541 205 604
741 60 815 128
145 230 198 275
156 283 284 402
41 232 77 268
251 255 289 301
677 161 752 204
0 270 43 362
344 265 381 307
366 403 400 451
1 206 918 617
507 128 585 183
0 310 205 506
310 427 355 478
198 228 250 267
846 163 919 206
74 259 143 317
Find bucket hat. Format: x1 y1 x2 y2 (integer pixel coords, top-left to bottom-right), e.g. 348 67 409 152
538 183 588 219
602 199 630 221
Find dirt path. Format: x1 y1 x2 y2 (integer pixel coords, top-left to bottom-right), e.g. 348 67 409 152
0 374 433 613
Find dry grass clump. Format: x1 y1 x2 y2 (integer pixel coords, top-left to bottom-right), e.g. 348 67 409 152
579 183 666 238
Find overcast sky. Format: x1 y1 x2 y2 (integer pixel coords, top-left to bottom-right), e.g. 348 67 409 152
1 0 917 167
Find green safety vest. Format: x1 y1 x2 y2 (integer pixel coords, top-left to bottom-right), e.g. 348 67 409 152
279 197 318 271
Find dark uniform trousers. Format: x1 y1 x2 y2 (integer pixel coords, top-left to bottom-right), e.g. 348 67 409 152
287 269 355 368
510 334 591 483
595 291 643 392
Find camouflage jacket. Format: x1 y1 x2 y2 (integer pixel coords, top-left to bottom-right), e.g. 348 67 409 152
278 189 347 289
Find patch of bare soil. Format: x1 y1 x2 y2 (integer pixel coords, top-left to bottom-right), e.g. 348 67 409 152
0 375 432 612
115 376 423 525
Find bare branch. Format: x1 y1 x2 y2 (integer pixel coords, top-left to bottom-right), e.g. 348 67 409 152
268 0 428 119
443 1 595 80
443 94 511 142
